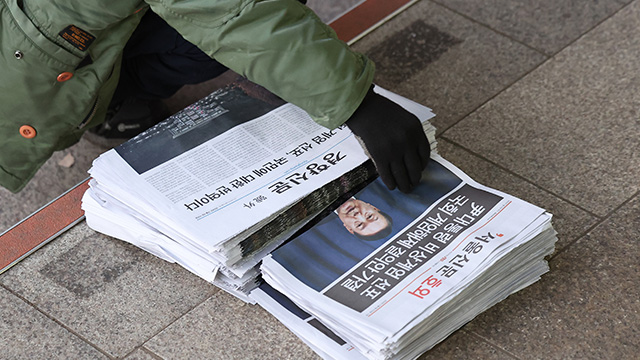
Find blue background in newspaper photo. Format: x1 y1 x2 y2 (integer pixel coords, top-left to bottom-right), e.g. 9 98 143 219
271 159 463 292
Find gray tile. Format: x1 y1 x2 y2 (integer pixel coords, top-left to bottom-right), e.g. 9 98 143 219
438 141 598 253
146 291 319 360
0 222 216 358
464 196 640 359
0 286 106 359
366 20 463 85
0 137 109 233
418 329 514 360
38 232 145 299
443 1 640 217
352 0 546 133
436 0 631 55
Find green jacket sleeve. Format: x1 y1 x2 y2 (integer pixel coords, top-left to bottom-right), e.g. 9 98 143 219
144 0 375 129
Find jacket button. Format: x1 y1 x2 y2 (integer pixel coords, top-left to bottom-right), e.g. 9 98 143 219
57 72 74 82
19 125 37 139
14 50 23 60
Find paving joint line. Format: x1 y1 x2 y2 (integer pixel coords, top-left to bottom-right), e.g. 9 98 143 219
548 190 639 260
0 283 115 359
430 0 633 58
437 137 608 261
121 345 164 360
537 0 637 58
437 137 604 220
139 346 165 360
133 287 221 354
436 54 550 136
432 0 639 261
428 0 550 57
434 0 635 137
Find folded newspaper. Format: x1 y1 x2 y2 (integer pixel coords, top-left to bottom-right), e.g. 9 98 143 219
257 154 556 359
82 80 437 301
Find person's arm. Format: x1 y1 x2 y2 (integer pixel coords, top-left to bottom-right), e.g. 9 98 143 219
145 0 372 128
145 0 428 191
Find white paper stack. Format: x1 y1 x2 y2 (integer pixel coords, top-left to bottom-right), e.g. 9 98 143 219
82 82 437 301
258 154 557 359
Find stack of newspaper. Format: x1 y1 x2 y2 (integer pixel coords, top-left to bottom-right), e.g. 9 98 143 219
257 155 556 359
82 81 437 301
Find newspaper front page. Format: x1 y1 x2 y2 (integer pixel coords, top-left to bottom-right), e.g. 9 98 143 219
260 154 554 357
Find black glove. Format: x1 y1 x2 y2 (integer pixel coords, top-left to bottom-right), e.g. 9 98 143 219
346 86 430 193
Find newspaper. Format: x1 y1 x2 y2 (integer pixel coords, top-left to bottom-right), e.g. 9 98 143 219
259 154 556 359
82 81 437 300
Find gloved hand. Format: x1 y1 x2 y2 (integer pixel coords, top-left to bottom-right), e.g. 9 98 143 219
346 86 430 193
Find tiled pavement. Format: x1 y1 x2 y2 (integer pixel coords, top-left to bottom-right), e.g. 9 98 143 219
1 0 638 359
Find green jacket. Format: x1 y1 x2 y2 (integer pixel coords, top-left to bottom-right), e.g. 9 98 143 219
0 0 374 192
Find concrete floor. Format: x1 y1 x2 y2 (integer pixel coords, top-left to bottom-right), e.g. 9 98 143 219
1 0 638 359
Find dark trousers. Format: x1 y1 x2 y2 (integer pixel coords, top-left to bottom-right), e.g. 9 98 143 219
113 11 228 104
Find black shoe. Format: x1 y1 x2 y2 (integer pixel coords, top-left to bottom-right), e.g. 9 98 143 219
85 97 169 148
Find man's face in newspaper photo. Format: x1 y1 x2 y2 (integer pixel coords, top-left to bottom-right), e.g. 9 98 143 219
337 198 390 238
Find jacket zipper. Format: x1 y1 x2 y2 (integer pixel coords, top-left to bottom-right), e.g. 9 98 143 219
78 97 99 129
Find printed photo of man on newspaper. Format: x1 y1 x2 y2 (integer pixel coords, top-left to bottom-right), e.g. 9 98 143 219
271 157 463 291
